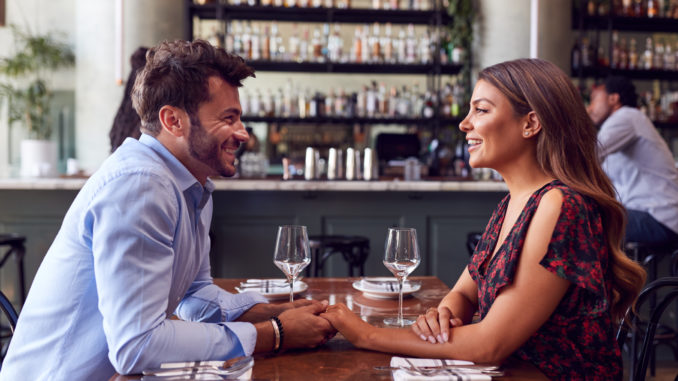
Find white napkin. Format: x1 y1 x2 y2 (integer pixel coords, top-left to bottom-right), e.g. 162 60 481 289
359 278 418 292
240 278 301 294
390 357 492 381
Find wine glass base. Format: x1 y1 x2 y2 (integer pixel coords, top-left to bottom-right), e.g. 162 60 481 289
383 317 416 327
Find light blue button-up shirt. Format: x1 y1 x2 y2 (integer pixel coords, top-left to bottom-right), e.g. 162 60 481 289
0 134 268 380
598 106 678 234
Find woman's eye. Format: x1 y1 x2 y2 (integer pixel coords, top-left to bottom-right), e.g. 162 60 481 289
475 107 488 113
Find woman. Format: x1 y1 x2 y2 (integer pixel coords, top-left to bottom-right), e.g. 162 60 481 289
321 59 646 380
109 46 148 152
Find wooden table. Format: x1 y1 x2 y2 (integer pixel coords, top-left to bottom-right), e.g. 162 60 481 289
111 277 547 380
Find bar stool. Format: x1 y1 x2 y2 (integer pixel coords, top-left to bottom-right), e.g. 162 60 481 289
0 233 27 305
307 235 369 277
624 241 678 377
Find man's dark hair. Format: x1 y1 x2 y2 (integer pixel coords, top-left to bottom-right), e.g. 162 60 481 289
603 76 638 108
132 39 255 135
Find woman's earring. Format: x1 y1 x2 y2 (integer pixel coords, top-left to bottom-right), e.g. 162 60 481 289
524 131 530 137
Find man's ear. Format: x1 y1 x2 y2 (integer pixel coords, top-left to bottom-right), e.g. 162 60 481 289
158 106 188 137
607 93 621 108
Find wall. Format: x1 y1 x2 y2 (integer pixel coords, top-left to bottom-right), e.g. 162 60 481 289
475 0 571 72
74 0 184 173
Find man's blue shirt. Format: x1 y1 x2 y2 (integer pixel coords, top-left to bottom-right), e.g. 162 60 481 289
0 134 267 380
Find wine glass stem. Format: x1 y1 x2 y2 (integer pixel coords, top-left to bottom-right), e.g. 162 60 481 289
397 277 404 326
290 278 295 303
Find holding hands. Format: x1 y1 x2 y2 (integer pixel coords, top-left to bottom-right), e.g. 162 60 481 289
412 305 464 344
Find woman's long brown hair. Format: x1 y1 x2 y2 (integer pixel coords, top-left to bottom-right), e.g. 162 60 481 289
478 58 646 322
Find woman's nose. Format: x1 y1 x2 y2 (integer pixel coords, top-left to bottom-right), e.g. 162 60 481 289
458 113 471 132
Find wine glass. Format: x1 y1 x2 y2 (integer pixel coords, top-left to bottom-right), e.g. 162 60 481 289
273 225 311 302
383 227 421 327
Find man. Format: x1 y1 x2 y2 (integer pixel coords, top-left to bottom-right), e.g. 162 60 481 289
587 76 678 246
0 40 335 380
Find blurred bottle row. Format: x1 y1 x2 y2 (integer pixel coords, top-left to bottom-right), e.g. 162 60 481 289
583 0 678 18
573 33 678 71
241 77 467 119
199 21 466 65
195 0 445 10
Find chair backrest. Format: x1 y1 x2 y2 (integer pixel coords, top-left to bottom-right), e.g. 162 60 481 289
617 277 678 381
0 290 17 333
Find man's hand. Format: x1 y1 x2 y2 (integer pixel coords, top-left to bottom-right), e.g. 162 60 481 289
278 300 337 349
238 299 314 323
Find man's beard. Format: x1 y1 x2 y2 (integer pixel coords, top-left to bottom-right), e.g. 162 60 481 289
188 115 234 177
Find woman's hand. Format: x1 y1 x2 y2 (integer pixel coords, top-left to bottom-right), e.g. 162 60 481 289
320 303 375 347
411 306 464 344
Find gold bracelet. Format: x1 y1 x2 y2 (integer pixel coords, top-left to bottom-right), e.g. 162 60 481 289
270 318 280 352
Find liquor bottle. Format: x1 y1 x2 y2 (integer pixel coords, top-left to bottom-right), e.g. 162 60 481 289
571 38 582 70
262 88 274 116
325 88 334 116
628 37 639 68
621 0 633 15
270 22 280 61
396 27 407 63
328 24 343 62
299 26 309 62
261 26 270 61
419 28 432 64
289 24 300 62
250 89 262 116
298 89 308 118
642 37 653 69
372 0 381 9
311 28 322 62
648 0 659 16
388 86 398 117
233 21 243 57
383 23 394 63
580 37 592 67
321 23 331 62
353 27 362 63
360 25 370 64
378 82 388 116
251 24 261 60
366 82 377 117
336 87 347 116
241 89 250 116
611 31 620 68
653 39 665 69
242 23 253 60
422 91 434 118
370 23 381 63
619 37 629 69
389 0 399 10
664 42 676 70
632 0 645 16
356 86 367 117
587 0 597 15
406 24 417 63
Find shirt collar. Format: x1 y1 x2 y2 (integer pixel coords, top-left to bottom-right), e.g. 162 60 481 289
139 133 214 193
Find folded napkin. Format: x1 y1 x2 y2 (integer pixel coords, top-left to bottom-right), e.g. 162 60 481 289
238 278 303 294
390 357 492 381
359 278 418 292
143 357 253 380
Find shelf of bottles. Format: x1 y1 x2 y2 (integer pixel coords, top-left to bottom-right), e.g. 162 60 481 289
240 78 467 123
573 0 678 32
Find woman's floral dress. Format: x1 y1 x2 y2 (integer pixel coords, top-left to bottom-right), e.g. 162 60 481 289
468 180 622 380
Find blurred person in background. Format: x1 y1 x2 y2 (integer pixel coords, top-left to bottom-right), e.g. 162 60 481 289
109 47 148 152
588 76 678 246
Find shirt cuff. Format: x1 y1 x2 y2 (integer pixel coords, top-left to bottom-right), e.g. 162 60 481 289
221 321 258 356
221 291 269 321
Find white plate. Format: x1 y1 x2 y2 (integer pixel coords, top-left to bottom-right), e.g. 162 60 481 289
352 277 421 299
236 280 308 300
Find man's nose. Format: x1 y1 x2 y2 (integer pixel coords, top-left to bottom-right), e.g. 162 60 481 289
233 123 249 142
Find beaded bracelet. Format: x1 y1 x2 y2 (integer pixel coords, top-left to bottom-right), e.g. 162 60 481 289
271 316 284 354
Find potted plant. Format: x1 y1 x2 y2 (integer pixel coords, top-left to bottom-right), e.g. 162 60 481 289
0 25 75 178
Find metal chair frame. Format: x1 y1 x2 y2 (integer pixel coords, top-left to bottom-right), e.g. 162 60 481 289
617 277 678 381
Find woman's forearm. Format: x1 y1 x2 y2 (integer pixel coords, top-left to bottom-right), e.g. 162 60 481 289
359 323 503 364
438 291 476 324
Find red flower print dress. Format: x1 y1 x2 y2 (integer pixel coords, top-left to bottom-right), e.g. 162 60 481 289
468 180 622 380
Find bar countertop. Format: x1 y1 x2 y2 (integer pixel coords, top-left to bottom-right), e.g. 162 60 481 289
0 177 508 192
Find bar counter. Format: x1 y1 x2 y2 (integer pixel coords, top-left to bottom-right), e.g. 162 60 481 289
0 177 507 192
0 177 507 302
